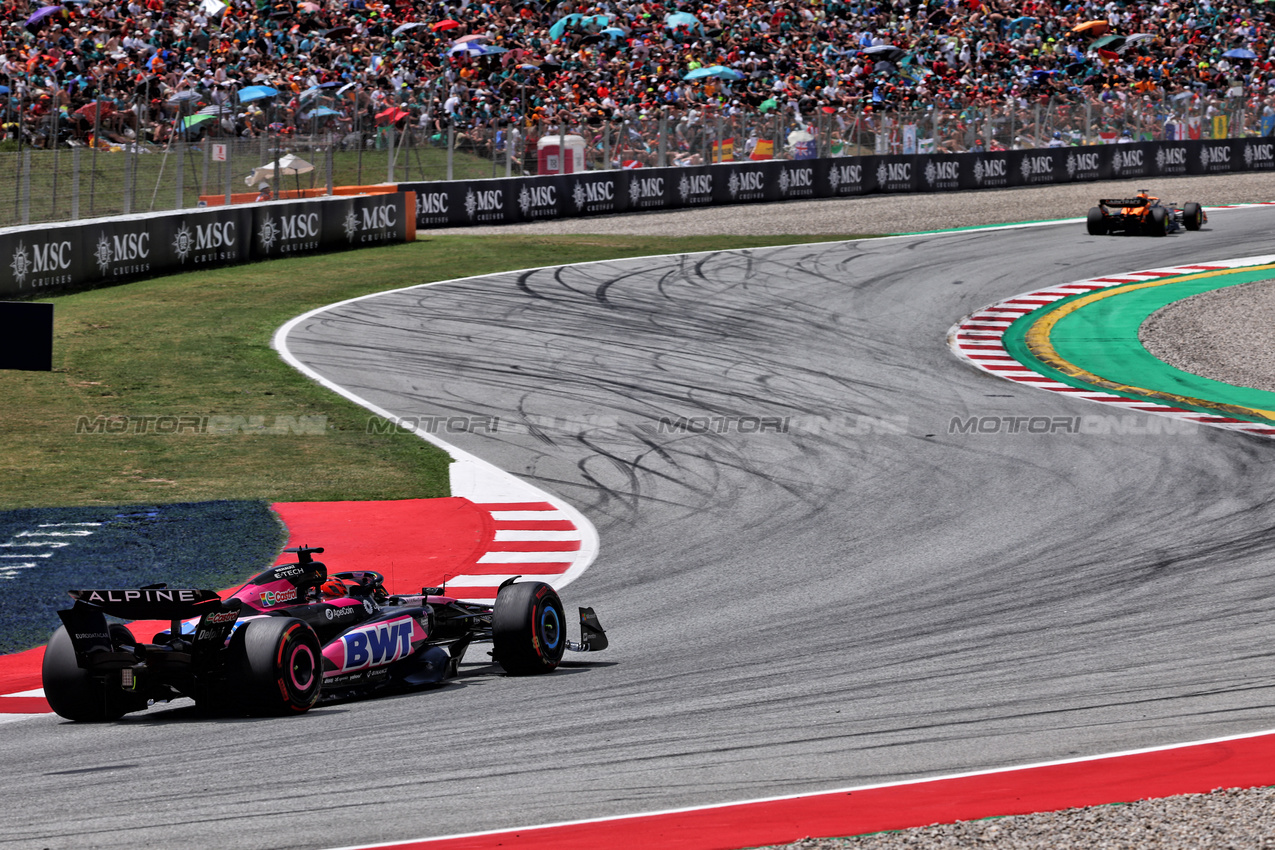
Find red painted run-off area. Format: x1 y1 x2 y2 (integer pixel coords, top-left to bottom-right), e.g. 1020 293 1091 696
0 497 497 709
353 734 1275 850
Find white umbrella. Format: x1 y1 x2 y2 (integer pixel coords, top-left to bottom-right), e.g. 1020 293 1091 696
245 153 315 187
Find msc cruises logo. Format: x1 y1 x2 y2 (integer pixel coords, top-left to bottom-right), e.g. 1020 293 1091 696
9 240 30 287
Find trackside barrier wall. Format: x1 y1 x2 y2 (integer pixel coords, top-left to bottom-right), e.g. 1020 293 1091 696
400 138 1275 229
0 192 415 299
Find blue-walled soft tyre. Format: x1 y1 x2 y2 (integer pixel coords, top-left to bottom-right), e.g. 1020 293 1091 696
492 582 566 675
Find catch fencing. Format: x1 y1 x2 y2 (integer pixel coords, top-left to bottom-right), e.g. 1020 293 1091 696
3 94 1271 229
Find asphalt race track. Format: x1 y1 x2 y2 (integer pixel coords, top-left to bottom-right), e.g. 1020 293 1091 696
9 209 1275 850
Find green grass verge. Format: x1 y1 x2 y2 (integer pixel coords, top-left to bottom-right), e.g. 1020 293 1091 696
1 232 863 510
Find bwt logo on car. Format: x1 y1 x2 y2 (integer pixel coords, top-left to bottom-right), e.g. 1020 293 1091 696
330 617 418 672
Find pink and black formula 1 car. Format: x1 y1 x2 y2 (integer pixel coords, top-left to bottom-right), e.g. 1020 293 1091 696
42 546 607 721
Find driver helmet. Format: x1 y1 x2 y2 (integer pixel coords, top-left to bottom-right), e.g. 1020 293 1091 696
320 577 349 600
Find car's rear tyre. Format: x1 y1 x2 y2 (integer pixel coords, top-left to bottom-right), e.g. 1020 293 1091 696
1147 206 1168 236
226 618 322 716
42 624 135 722
492 581 566 675
1086 207 1106 235
1183 202 1203 231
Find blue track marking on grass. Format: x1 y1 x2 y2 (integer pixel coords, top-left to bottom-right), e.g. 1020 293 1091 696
0 500 286 654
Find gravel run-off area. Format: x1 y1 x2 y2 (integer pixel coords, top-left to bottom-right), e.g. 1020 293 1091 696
445 172 1275 848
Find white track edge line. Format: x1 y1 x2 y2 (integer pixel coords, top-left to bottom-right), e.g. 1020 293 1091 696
319 724 1275 850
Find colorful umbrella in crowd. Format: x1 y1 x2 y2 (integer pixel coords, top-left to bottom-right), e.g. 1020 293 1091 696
375 106 410 124
431 19 460 31
1223 47 1258 59
1071 19 1109 35
181 113 215 129
237 85 278 102
303 106 342 118
25 6 62 27
392 22 429 35
664 12 702 31
683 65 744 81
1090 34 1125 51
1005 16 1036 36
74 101 114 120
245 153 314 187
549 13 610 40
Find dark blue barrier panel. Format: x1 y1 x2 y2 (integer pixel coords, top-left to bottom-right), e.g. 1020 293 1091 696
401 137 1275 234
0 193 413 299
712 160 780 205
624 169 675 212
565 172 623 218
0 222 84 295
1192 138 1243 175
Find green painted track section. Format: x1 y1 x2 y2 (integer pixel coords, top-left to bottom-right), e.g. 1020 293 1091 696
1002 266 1275 424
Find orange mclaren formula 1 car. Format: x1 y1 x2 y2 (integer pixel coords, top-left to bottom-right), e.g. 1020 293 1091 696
1086 191 1206 236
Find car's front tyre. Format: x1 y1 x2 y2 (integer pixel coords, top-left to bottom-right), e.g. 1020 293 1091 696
492 582 566 675
1183 202 1204 231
